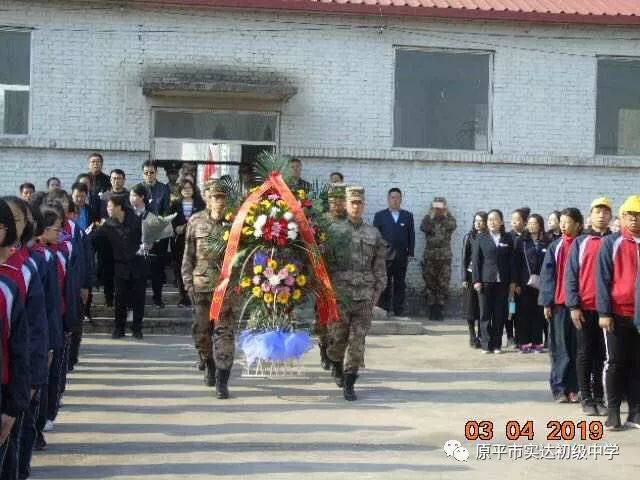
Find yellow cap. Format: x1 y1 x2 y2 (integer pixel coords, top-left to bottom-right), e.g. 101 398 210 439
590 197 613 211
620 195 640 214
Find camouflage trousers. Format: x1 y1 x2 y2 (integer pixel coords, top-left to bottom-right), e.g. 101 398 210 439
423 256 452 306
192 292 235 370
313 312 329 347
327 300 372 374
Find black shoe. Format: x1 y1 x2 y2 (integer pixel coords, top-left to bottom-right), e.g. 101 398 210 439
331 361 344 388
215 368 231 399
105 299 114 308
34 433 47 451
605 408 623 431
319 345 331 371
435 304 445 321
153 299 165 308
594 398 607 416
626 412 640 429
111 329 125 339
581 399 598 416
428 305 435 321
197 357 206 371
205 358 216 387
132 330 143 339
343 373 358 401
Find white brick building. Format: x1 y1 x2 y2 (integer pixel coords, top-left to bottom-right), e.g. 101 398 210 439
1 0 640 312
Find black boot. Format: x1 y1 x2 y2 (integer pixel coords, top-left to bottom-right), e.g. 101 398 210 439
428 305 435 321
215 369 231 399
434 304 444 321
205 357 216 387
319 345 331 371
605 407 623 431
343 373 358 401
331 361 344 388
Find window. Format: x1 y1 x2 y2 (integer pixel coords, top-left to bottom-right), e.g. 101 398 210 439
154 110 277 143
394 48 491 150
0 30 30 135
596 58 640 156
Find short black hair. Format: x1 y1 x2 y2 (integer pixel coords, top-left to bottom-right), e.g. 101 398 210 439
108 194 127 210
2 196 33 244
110 168 125 178
19 182 35 193
488 209 506 234
88 152 104 163
46 190 74 213
43 202 66 223
39 207 61 231
142 160 158 171
512 208 529 222
71 182 89 194
330 172 344 181
46 177 61 188
289 158 302 165
560 208 584 227
131 183 147 199
0 199 17 247
75 173 90 182
388 188 402 196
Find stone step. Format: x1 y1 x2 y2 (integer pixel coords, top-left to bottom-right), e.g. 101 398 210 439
85 317 425 336
91 290 184 306
91 305 192 318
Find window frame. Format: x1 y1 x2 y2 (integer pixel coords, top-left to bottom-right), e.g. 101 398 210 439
391 45 494 153
595 55 640 157
0 27 32 137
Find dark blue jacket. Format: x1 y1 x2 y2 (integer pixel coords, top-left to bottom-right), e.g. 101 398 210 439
597 231 638 320
471 232 513 284
0 275 30 417
144 182 171 216
512 235 548 287
21 255 49 387
30 246 63 351
538 239 561 307
373 209 415 259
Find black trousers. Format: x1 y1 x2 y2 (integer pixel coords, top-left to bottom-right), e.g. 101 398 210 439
172 234 188 302
378 256 408 315
0 411 24 480
515 286 545 346
46 337 70 423
69 325 83 368
148 255 166 302
96 242 115 305
575 310 605 402
603 316 640 413
18 388 40 479
114 274 146 333
478 282 509 351
463 277 480 340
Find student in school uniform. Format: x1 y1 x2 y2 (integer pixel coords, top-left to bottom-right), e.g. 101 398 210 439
564 197 612 417
539 208 583 404
512 214 548 354
472 209 514 354
597 195 640 431
0 199 31 475
461 211 487 348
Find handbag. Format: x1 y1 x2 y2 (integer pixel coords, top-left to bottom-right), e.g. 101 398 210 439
524 240 540 290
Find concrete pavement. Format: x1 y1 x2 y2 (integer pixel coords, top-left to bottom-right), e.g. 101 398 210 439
31 324 640 479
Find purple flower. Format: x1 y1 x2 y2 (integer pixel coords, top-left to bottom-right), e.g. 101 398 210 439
254 250 269 266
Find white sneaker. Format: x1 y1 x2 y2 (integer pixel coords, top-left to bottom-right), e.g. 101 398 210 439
493 349 503 354
127 310 133 322
59 398 64 407
43 420 54 432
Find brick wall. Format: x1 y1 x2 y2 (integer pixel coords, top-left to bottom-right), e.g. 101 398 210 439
1 1 639 310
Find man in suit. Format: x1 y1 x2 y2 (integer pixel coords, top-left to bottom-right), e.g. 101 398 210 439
373 188 415 317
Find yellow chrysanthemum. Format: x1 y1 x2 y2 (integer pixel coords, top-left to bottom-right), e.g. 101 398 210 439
296 275 307 287
260 199 272 210
276 199 287 208
286 264 297 273
276 291 290 305
267 259 278 270
263 292 274 304
240 277 251 288
252 286 263 298
245 215 255 226
224 212 234 222
297 190 306 200
319 232 327 242
253 265 263 275
222 230 230 241
242 226 254 236
292 289 302 301
249 187 259 194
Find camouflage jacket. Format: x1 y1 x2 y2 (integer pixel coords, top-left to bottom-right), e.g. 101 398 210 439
420 213 457 255
181 210 225 294
329 218 387 302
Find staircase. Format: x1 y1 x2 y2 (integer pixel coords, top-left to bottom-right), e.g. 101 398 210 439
87 287 426 335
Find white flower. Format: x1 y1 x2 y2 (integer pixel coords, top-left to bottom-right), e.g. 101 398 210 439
283 212 293 221
270 207 280 218
268 274 281 287
287 221 298 231
254 214 268 228
287 230 298 240
253 226 263 239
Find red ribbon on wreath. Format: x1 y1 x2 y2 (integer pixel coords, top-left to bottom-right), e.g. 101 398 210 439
210 172 339 325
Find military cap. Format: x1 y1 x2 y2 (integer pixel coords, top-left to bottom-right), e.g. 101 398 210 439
346 186 365 202
164 161 182 174
433 196 447 204
203 179 227 196
328 183 346 199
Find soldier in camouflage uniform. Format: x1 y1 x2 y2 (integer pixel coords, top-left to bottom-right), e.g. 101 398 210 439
420 197 457 321
182 179 235 399
315 183 347 371
327 186 387 401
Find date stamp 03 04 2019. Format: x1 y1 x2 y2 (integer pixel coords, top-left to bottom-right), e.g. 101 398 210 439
458 420 620 462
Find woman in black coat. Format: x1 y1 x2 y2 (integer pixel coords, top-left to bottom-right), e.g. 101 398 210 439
461 211 487 348
472 209 514 354
512 214 549 353
169 179 205 306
